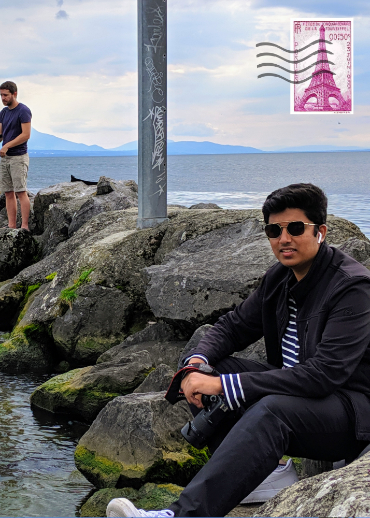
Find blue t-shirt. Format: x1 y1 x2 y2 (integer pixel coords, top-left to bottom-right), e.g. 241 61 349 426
0 103 32 156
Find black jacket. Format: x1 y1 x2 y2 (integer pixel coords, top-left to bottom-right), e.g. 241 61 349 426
182 242 370 441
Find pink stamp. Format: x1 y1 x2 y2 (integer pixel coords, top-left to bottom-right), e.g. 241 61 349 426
290 19 353 114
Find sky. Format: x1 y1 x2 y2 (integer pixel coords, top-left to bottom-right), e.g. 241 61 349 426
0 0 369 150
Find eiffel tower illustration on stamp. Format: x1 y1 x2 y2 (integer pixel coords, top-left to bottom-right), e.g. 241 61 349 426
291 19 353 114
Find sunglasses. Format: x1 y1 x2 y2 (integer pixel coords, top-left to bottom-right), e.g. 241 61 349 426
264 221 317 239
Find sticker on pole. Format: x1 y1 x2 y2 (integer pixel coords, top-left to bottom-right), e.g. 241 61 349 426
291 19 353 114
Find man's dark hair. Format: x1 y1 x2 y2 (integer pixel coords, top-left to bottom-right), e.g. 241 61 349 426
262 183 328 228
0 81 17 94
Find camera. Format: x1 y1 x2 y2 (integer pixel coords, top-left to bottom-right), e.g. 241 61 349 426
181 394 230 449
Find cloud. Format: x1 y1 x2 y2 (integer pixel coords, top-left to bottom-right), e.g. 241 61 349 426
15 18 25 22
250 0 370 15
170 122 217 137
56 9 68 19
57 0 64 6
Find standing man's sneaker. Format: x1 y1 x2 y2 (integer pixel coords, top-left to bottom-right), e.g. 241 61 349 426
240 458 299 504
106 498 174 517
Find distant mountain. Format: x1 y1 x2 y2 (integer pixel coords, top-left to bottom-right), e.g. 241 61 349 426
273 145 369 153
111 140 262 154
29 128 105 151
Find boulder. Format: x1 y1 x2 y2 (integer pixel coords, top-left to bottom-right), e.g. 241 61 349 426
134 364 175 393
52 284 134 365
0 228 39 282
325 214 369 245
189 203 222 210
145 219 275 332
97 341 187 372
68 180 138 236
255 452 370 518
338 237 370 265
33 181 97 235
79 483 183 517
30 351 154 422
33 178 138 256
75 392 209 488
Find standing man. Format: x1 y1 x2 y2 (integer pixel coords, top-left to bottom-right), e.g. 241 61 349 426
0 81 32 231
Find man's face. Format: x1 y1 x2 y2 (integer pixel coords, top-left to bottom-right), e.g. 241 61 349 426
267 207 327 281
0 89 17 107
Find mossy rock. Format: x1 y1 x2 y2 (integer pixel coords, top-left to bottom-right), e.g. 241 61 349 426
75 393 210 489
30 350 154 422
30 367 121 422
0 321 53 373
79 483 183 517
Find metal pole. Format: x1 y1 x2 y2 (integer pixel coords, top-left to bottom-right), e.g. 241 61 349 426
137 0 168 229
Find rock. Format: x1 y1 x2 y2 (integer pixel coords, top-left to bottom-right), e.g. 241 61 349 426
34 204 71 258
325 214 369 245
134 364 175 393
123 322 181 346
68 182 138 236
52 284 134 365
97 341 187 372
30 351 154 421
338 237 370 265
189 203 222 210
178 324 214 367
75 392 209 488
33 181 97 235
79 483 183 517
255 452 370 518
145 219 275 332
0 228 39 282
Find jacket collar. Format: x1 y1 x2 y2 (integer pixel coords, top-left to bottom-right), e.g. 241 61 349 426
289 242 333 304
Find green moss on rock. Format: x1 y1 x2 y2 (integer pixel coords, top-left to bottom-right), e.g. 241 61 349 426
45 272 57 282
79 483 183 517
60 268 94 306
75 445 123 488
144 446 210 487
30 367 121 421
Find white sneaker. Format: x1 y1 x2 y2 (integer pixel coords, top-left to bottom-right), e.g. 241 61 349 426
240 458 299 504
106 498 175 518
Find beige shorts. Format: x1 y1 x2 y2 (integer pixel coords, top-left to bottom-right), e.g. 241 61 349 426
0 154 29 193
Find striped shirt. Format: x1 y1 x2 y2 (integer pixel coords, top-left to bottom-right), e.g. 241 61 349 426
281 296 300 368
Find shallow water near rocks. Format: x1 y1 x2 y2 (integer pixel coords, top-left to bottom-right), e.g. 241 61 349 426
0 333 92 517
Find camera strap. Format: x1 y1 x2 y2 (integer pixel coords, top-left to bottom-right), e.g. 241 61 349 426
165 363 220 405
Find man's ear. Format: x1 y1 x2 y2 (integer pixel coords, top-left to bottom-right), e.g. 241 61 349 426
318 224 327 242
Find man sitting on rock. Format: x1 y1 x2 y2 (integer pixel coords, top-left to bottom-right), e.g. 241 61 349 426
107 183 370 517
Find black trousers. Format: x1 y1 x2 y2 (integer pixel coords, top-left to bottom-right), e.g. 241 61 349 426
169 357 368 517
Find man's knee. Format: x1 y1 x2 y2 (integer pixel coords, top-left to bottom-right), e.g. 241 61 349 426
251 394 294 421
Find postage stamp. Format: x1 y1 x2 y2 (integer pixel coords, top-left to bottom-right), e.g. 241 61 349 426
290 19 353 114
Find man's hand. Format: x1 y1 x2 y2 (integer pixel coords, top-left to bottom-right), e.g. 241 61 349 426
181 372 223 409
0 146 8 157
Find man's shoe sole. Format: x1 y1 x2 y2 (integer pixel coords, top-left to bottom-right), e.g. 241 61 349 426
107 498 141 517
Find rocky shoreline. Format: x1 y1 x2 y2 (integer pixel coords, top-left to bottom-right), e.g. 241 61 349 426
1 177 370 516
